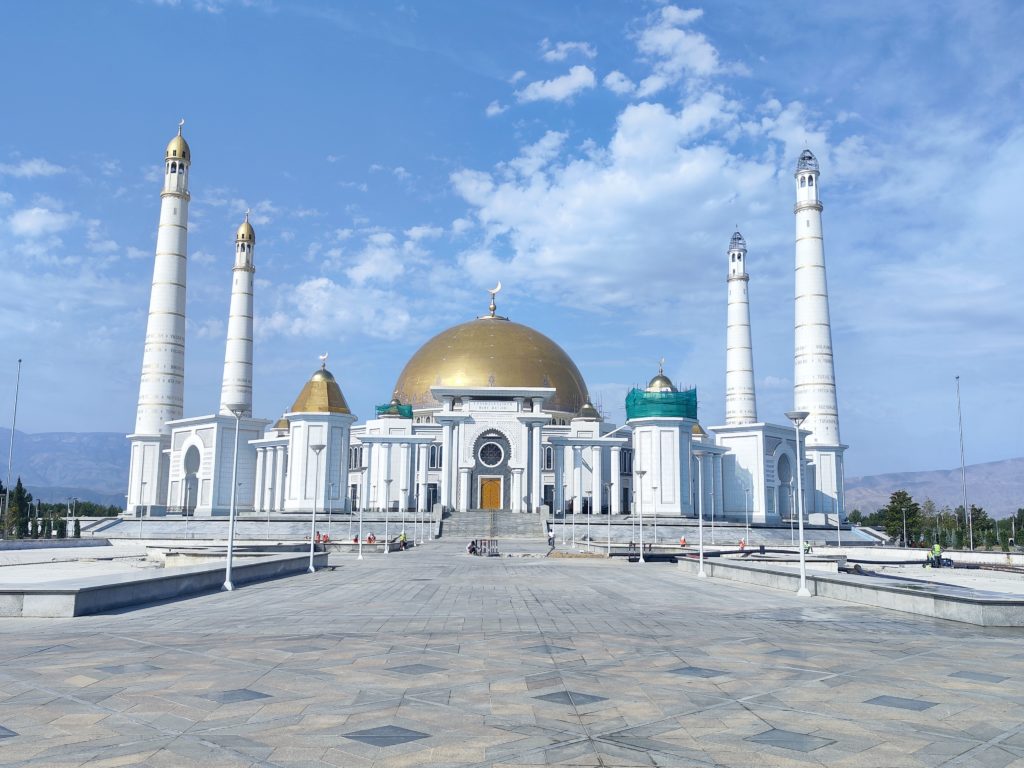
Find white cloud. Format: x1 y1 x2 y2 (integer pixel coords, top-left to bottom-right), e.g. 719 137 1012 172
603 70 635 95
0 158 66 178
633 4 745 97
192 249 218 265
0 191 13 207
451 217 473 236
510 70 527 83
9 206 77 238
346 231 402 285
485 100 507 117
262 277 411 340
516 65 596 103
405 225 443 241
540 38 597 62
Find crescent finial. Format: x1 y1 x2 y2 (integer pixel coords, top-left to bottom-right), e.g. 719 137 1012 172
319 352 329 369
489 280 502 295
178 118 185 135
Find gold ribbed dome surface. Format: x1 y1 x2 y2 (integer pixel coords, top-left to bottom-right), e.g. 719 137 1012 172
165 134 190 162
289 368 350 414
646 373 676 393
236 217 255 243
394 316 588 414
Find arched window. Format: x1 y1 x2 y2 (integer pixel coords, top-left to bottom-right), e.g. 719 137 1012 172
170 162 177 174
808 176 814 187
544 445 553 470
800 176 806 188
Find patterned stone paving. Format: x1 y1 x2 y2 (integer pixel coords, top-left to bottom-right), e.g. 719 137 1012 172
0 540 1022 766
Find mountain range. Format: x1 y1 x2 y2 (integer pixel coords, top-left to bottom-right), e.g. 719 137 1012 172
1 429 1021 515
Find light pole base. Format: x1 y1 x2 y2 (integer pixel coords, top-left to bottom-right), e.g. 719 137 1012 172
797 587 811 597
222 581 234 591
307 566 316 574
697 569 707 578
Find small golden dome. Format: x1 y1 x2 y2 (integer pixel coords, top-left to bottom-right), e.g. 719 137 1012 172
165 132 190 163
273 416 290 432
290 367 351 414
236 214 255 243
692 422 707 437
646 373 676 393
576 401 600 421
393 315 588 414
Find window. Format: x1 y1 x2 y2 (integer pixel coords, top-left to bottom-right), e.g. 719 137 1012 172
808 176 814 187
479 442 503 467
800 176 806 188
429 443 443 469
544 445 554 470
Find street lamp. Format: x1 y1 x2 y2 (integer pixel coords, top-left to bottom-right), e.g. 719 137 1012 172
604 481 612 555
743 484 750 544
651 484 658 544
635 469 646 563
384 478 392 555
139 483 146 540
358 492 366 561
401 485 408 537
785 410 811 597
692 450 707 578
585 489 592 549
223 403 247 591
308 443 326 574
328 481 334 542
561 482 568 545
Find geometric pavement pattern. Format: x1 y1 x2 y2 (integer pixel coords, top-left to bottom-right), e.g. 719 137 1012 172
1 540 1023 766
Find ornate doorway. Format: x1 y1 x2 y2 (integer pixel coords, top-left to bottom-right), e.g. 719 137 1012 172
480 478 501 509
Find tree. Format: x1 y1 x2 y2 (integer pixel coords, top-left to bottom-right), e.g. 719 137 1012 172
73 518 81 538
847 509 863 524
880 490 922 545
3 478 32 539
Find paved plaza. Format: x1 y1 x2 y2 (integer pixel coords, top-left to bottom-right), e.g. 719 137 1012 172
1 542 1023 767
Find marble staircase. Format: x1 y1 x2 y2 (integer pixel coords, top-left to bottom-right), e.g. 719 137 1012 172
441 509 546 539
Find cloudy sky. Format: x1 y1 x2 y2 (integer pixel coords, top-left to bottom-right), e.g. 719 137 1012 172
0 0 1021 477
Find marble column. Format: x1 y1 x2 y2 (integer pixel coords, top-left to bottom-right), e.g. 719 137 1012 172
274 445 286 512
591 445 602 514
572 446 583 516
399 442 410 511
253 449 265 513
361 443 373 510
511 468 524 513
610 446 621 514
553 442 564 516
440 422 452 510
458 467 470 511
531 423 542 512
417 443 428 513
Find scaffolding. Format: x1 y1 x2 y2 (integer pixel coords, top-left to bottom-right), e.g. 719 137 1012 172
625 387 697 420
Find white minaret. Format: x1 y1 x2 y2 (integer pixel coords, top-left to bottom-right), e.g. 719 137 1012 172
126 121 192 516
725 230 757 425
793 149 845 518
219 213 255 416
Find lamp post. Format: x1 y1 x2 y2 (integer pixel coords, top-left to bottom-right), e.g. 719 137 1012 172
901 506 908 549
561 482 567 545
585 489 592 549
401 486 408 537
635 469 646 563
743 484 750 544
139 483 146 540
651 484 658 544
223 403 247 591
358 493 366 561
328 482 334 542
308 443 326 574
3 358 22 540
692 450 707 578
604 482 612 555
184 481 190 541
384 478 392 555
785 410 811 597
956 376 973 550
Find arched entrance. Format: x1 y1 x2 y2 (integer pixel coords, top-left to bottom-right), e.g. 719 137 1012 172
777 453 793 521
472 430 511 509
182 445 200 515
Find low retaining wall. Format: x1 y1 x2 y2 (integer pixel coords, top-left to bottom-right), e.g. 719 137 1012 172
0 552 328 618
0 539 110 551
677 556 1024 627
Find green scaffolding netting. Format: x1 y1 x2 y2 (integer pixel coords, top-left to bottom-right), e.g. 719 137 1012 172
625 387 698 420
375 402 413 419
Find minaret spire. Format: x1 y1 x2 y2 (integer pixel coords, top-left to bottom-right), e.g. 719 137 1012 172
725 230 757 424
793 149 846 518
219 213 256 416
127 124 193 515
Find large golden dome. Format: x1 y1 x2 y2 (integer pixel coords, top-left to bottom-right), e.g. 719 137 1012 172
289 367 351 414
394 315 588 414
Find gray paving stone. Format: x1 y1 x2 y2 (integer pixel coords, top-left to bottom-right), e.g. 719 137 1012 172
865 694 938 711
746 727 836 752
533 690 608 706
387 663 445 675
668 665 727 678
0 725 17 738
949 670 1008 684
203 688 271 704
343 724 430 746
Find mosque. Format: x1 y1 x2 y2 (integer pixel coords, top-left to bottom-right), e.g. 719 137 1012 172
125 125 847 530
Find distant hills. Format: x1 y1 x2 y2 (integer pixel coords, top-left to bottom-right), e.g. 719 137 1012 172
845 457 1024 517
1 428 1021 516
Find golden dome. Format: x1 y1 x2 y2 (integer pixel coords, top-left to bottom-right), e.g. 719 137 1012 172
576 401 600 421
692 422 707 437
273 416 290 432
165 133 190 163
236 215 255 243
289 367 351 414
393 315 589 414
646 372 676 393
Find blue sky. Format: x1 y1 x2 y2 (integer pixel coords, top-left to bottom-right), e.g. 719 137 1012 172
0 0 1022 477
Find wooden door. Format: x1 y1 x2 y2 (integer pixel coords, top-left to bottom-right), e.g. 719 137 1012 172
481 479 501 509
